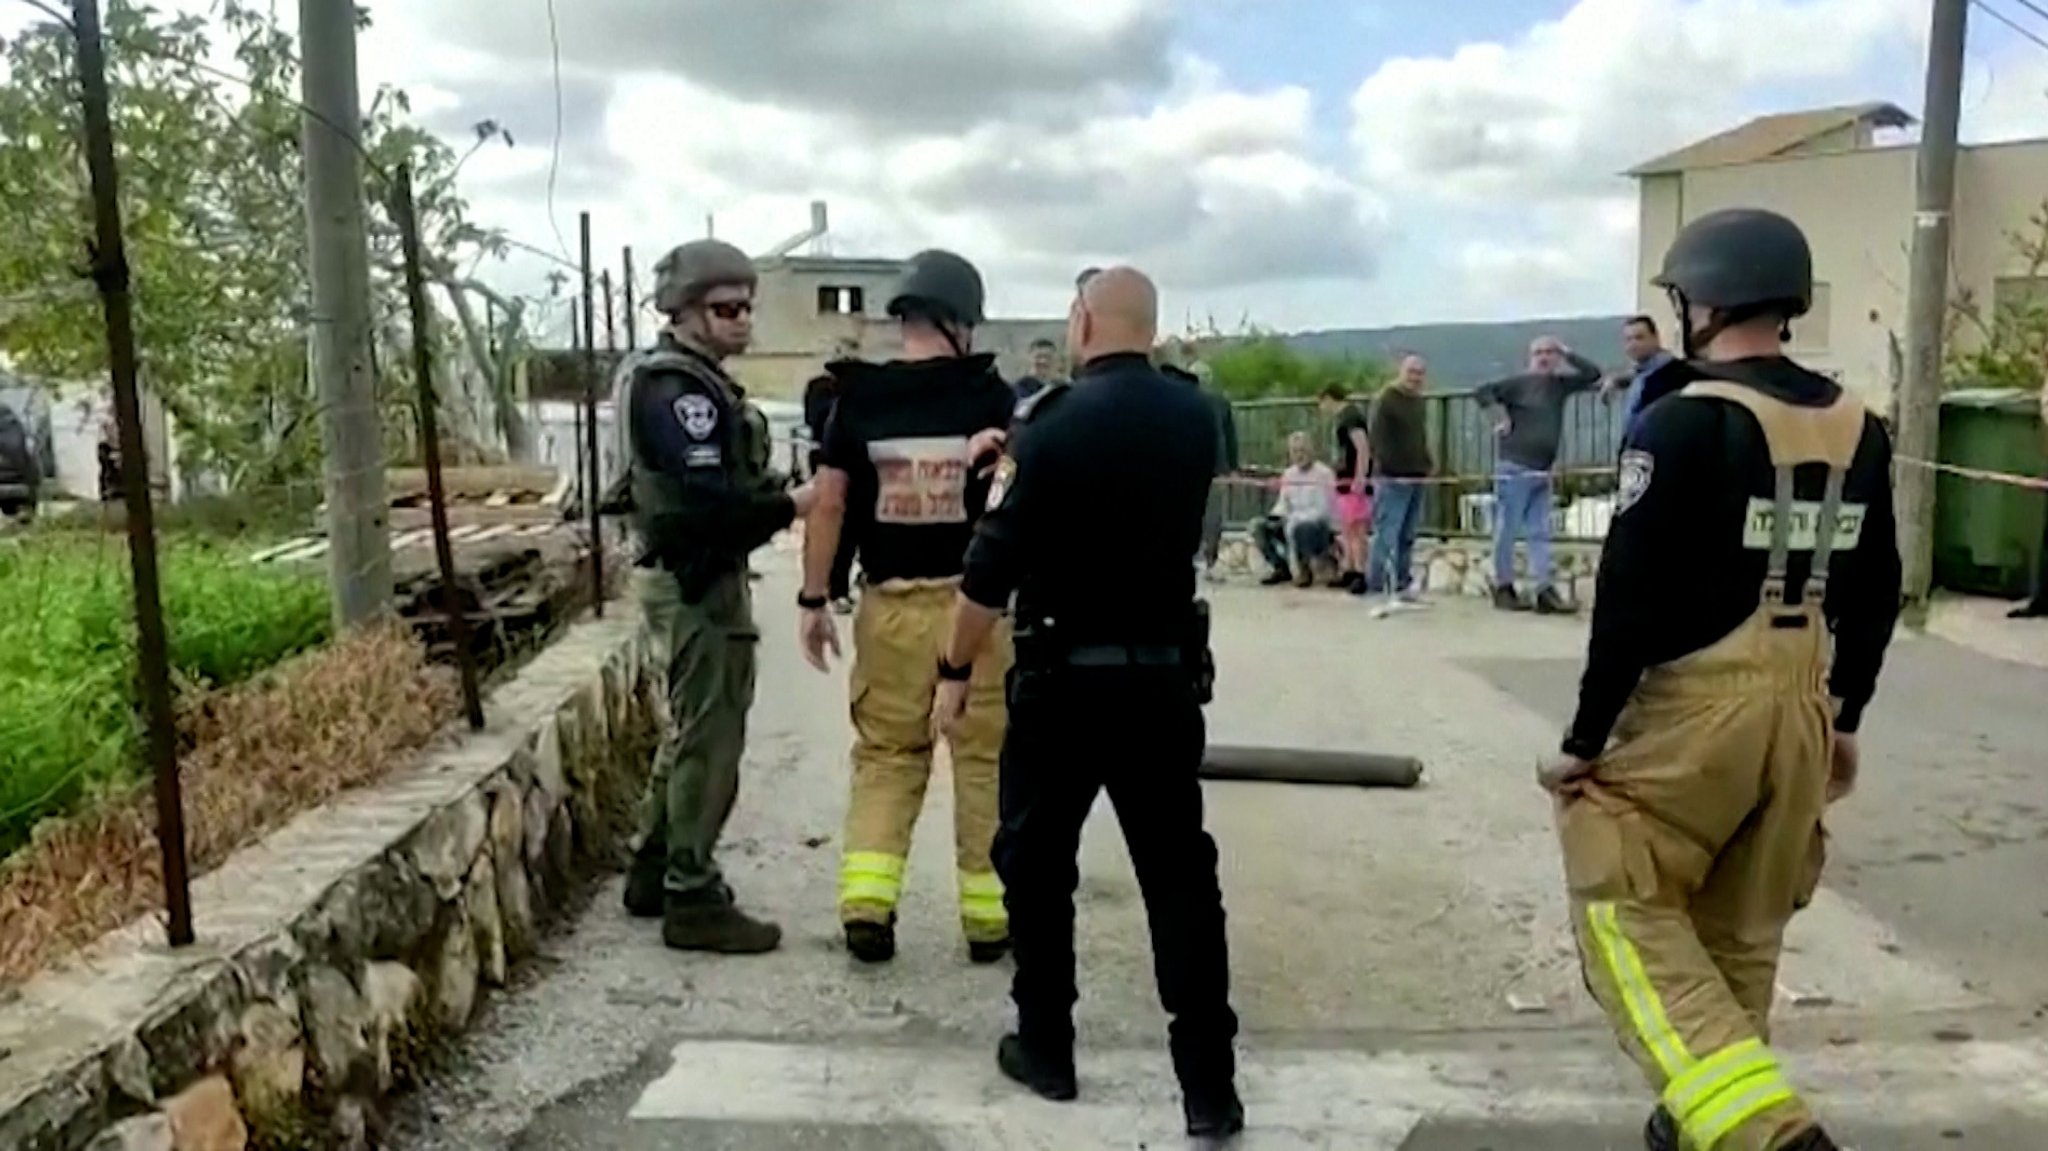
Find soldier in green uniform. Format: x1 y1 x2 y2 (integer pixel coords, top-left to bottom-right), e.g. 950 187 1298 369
615 239 818 953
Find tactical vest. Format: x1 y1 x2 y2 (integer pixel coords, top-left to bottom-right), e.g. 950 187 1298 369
1678 380 1867 608
621 347 772 545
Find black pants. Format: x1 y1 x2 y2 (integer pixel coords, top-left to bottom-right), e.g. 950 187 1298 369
993 663 1238 1087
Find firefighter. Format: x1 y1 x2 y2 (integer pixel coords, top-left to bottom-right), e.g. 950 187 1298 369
1541 208 1901 1151
796 249 1016 964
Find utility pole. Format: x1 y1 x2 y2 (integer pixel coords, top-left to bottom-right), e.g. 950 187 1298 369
601 270 617 353
71 0 192 948
622 247 638 350
299 0 390 625
1898 0 1969 617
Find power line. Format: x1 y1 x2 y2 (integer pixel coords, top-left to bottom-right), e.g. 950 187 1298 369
1976 0 2048 52
2009 0 2048 26
542 0 571 263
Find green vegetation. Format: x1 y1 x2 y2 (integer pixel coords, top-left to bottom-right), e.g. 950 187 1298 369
0 532 330 856
1199 333 1390 402
1946 200 2048 393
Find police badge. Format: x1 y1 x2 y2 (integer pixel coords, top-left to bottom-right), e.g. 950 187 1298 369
1617 449 1654 514
985 455 1015 511
674 393 719 440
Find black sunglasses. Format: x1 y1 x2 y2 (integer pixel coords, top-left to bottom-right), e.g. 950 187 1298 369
705 300 754 320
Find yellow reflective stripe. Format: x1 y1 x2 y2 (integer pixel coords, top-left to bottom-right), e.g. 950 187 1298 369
839 851 906 907
1663 1038 1770 1121
1585 901 1693 1079
958 870 1006 924
1690 1075 1799 1150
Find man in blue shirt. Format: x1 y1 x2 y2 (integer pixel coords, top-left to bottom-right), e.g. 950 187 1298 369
1604 314 1677 440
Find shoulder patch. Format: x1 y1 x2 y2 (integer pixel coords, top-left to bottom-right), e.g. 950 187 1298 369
674 393 719 440
1013 380 1069 424
1616 449 1654 514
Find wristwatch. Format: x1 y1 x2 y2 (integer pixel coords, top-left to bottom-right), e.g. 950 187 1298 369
937 655 973 682
797 592 829 611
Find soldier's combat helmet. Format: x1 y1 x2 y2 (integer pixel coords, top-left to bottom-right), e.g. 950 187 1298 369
651 239 757 316
1652 208 1812 355
887 249 986 327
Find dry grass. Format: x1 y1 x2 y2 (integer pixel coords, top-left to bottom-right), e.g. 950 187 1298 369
0 622 458 986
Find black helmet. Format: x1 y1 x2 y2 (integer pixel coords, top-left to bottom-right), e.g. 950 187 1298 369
887 249 985 327
652 239 757 315
1652 208 1812 319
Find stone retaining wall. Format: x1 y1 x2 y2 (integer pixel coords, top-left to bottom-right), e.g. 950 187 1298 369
1212 532 1604 605
0 609 657 1151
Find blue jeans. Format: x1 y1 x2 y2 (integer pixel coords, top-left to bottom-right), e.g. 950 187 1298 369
1366 478 1424 594
1493 463 1554 591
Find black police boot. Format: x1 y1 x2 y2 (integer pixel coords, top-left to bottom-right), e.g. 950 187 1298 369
662 895 782 954
996 1033 1078 1101
967 935 1011 965
1183 1080 1246 1141
1643 1106 1679 1151
1260 566 1292 587
845 917 897 964
1534 586 1576 615
622 858 666 919
1493 584 1532 611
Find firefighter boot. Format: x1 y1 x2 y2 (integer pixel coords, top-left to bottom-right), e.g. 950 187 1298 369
1781 1126 1848 1150
662 897 782 954
845 916 897 964
968 935 1012 965
1643 1106 1678 1151
996 1033 1078 1102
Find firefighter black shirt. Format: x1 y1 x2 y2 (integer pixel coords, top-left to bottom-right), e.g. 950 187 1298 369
962 352 1216 646
1564 356 1902 759
818 352 1014 585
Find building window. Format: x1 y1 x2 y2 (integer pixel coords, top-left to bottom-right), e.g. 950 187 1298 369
1788 282 1831 353
816 285 865 315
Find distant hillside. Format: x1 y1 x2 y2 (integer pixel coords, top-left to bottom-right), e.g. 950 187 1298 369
1282 316 1634 390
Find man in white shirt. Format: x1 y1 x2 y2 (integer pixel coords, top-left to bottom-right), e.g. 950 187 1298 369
1254 431 1339 587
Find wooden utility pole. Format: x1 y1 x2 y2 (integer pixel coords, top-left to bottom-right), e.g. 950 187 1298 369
299 0 390 625
622 247 638 350
71 0 192 946
393 164 485 730
601 270 617 352
579 213 605 617
1898 0 1970 614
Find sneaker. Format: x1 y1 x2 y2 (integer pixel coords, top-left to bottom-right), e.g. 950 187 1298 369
1184 1080 1247 1140
1533 586 1576 615
662 900 782 954
1493 585 1531 612
967 936 1012 965
844 917 897 964
1259 569 1292 587
996 1033 1078 1102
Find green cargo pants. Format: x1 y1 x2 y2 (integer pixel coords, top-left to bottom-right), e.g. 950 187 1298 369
633 565 759 901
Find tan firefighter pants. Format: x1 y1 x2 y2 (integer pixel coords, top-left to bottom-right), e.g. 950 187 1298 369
840 578 1012 944
1559 379 1865 1151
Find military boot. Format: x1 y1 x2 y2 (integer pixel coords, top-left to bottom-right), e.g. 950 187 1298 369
996 1033 1078 1102
662 897 782 954
967 935 1012 965
1183 1080 1246 1141
623 859 666 919
845 916 897 964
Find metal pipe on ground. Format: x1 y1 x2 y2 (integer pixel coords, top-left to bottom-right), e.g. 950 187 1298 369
1199 745 1424 789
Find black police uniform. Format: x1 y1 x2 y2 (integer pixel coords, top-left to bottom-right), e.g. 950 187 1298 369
960 350 1243 1133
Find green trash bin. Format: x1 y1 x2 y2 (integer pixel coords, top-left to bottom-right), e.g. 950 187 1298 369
1933 388 2047 598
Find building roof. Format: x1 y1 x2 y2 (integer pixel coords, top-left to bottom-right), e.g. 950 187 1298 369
1626 102 1916 176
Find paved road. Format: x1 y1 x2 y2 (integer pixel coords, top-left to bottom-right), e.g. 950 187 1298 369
389 556 2048 1149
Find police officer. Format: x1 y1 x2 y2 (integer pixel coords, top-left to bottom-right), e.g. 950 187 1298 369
1540 208 1900 1151
932 265 1244 1140
795 249 1015 965
616 239 819 954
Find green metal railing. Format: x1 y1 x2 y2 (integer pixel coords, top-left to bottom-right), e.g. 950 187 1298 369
1219 390 1625 541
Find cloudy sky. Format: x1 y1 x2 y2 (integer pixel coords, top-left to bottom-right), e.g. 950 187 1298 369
10 0 2048 341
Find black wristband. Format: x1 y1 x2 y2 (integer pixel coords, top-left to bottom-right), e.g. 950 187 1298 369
797 592 829 610
937 656 973 682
